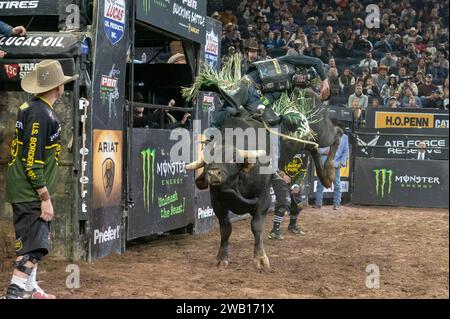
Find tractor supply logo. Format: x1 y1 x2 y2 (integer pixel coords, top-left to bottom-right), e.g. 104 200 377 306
2 63 37 80
373 169 393 198
102 158 115 197
141 147 156 212
142 0 170 13
100 64 120 119
0 1 39 9
375 112 434 128
93 226 120 245
3 64 18 79
104 0 126 45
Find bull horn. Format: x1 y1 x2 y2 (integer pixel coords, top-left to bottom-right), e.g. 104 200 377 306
186 160 205 170
237 150 266 158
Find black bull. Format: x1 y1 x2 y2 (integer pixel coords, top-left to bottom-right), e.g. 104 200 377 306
186 107 341 269
187 114 273 269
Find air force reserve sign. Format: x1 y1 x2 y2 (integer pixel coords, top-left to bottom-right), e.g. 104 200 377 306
104 0 126 45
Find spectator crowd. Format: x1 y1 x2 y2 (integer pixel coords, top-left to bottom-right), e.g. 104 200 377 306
209 0 449 120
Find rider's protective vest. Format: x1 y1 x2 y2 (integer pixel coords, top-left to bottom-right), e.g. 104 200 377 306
250 59 297 93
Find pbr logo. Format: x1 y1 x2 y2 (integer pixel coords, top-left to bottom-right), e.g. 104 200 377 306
102 158 115 198
373 168 393 198
100 64 120 119
104 0 126 45
3 64 19 79
141 147 156 212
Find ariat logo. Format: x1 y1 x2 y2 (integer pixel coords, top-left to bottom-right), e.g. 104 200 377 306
373 169 393 198
141 147 156 211
102 158 115 197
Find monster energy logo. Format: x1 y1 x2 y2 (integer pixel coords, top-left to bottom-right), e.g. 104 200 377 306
141 147 156 211
142 0 169 13
373 169 393 198
142 0 151 13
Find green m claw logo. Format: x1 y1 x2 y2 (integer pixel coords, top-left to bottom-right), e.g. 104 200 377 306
141 147 156 211
142 0 151 13
373 169 393 198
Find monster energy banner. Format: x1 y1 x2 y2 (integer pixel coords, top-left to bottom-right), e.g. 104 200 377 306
352 157 449 208
136 0 206 44
91 0 128 130
0 33 84 58
355 128 449 160
128 129 195 240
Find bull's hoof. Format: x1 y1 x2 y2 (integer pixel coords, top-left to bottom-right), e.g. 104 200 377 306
254 254 270 271
217 260 229 268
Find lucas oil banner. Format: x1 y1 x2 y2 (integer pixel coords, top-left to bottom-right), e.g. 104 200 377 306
136 0 206 44
352 157 449 208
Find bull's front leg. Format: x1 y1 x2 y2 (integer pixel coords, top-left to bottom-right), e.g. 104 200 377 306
216 212 232 268
251 212 270 270
323 135 341 185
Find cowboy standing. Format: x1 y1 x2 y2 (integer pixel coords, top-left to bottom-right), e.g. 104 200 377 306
3 60 78 299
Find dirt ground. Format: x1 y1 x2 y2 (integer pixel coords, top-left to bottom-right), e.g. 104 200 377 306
0 205 448 299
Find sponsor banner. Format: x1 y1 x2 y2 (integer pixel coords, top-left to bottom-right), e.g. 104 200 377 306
365 108 449 129
0 33 83 58
91 0 128 130
92 130 123 209
326 105 353 122
136 0 207 44
91 129 123 259
313 180 349 193
0 58 74 82
202 17 221 70
128 129 195 240
104 0 126 45
352 157 449 208
0 0 59 16
356 128 449 160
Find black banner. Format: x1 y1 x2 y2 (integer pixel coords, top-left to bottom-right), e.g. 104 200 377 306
0 0 60 16
201 17 221 70
326 105 353 122
355 128 449 160
352 157 449 208
0 58 75 82
91 0 128 130
128 129 195 240
136 0 206 44
89 0 128 259
365 108 449 129
0 33 83 58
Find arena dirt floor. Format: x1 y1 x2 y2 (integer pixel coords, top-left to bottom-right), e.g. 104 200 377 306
0 205 448 299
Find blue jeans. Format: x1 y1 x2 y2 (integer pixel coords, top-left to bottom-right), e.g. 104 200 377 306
315 167 341 207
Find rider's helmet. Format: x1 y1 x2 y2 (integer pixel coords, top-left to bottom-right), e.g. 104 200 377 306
292 67 318 88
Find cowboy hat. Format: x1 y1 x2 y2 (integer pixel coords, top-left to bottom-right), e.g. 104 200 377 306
21 60 79 94
247 40 259 51
306 17 317 23
389 24 396 30
167 53 186 64
212 11 220 18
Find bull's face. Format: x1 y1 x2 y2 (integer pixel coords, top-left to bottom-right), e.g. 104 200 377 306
187 143 265 189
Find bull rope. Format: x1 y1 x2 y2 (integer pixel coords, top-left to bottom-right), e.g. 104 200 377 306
262 121 319 149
